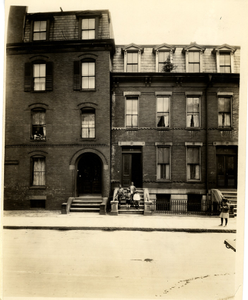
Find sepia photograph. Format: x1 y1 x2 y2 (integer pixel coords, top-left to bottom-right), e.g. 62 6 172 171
1 0 248 299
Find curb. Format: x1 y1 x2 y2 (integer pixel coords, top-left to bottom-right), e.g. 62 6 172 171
3 226 236 233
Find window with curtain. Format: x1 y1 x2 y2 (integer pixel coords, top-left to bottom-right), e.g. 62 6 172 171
187 147 200 180
157 97 170 127
127 52 138 72
82 60 95 89
126 96 138 128
218 97 231 127
188 51 200 72
32 157 46 186
81 18 95 39
33 63 46 91
81 108 95 138
219 53 231 73
157 147 170 180
186 97 200 128
33 20 47 41
31 109 46 140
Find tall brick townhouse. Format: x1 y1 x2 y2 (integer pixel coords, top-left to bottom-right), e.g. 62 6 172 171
5 6 115 211
4 6 239 215
111 43 239 215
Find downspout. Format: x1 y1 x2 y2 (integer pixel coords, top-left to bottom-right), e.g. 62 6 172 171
205 75 212 207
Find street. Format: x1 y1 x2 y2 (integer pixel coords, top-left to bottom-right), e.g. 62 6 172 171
3 229 236 299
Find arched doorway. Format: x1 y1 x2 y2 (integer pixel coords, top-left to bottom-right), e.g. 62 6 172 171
77 153 102 195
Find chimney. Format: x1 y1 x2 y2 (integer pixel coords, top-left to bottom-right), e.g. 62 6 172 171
7 6 27 44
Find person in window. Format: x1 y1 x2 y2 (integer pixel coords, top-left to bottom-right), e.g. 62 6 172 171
129 182 136 207
219 197 230 227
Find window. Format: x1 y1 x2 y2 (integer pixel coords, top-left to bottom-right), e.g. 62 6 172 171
157 96 170 127
81 18 95 39
187 147 200 181
183 43 205 72
218 97 231 128
122 44 143 72
24 61 53 92
31 109 46 140
186 97 200 128
82 61 95 89
219 53 231 73
126 96 138 128
81 108 95 138
158 52 170 72
127 52 138 72
188 52 200 72
157 147 171 180
33 20 47 41
32 157 46 186
33 64 46 91
213 45 237 73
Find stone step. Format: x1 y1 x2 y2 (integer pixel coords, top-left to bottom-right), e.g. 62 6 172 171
71 203 101 207
73 199 102 204
70 207 100 212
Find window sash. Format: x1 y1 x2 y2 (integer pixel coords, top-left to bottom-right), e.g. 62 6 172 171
33 158 46 185
218 98 231 127
127 52 138 72
32 111 46 140
33 64 46 91
81 112 95 138
126 98 138 127
82 62 95 89
33 21 47 41
82 19 95 39
187 97 200 127
157 97 170 127
187 147 200 180
219 53 231 73
188 52 200 72
157 164 170 180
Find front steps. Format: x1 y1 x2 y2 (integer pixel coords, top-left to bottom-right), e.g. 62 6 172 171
70 195 102 213
118 188 144 215
219 189 237 217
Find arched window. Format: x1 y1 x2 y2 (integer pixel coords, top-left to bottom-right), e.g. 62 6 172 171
31 108 46 140
81 108 95 138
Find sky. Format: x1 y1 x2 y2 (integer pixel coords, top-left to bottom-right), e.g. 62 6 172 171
3 0 248 46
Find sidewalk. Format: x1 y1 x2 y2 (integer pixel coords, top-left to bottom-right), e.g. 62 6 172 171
2 210 237 233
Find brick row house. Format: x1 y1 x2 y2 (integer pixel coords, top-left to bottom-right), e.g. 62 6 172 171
4 6 239 214
111 43 239 214
5 6 115 210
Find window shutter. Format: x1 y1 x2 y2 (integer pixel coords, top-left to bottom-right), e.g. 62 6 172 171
73 61 81 91
24 62 32 92
46 62 53 91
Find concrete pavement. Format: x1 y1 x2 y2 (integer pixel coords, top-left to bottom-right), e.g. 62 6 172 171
2 210 237 233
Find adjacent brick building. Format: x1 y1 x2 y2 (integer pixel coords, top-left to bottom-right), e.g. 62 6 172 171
4 6 239 214
5 6 115 210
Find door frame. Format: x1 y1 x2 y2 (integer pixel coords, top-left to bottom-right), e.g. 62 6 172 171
121 146 143 187
216 146 238 189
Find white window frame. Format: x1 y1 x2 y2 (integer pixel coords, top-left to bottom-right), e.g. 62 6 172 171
124 92 140 128
33 20 47 41
214 45 236 73
32 156 46 186
217 92 233 129
81 108 96 139
31 109 46 141
185 92 202 129
81 60 95 89
81 18 96 40
155 92 172 128
185 143 203 182
156 143 172 181
33 63 46 91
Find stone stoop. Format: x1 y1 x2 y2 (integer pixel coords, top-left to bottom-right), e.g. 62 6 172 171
118 188 144 215
220 189 237 217
70 196 102 213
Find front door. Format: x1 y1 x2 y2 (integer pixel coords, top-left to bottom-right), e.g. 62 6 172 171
216 147 237 188
122 148 142 187
77 153 102 195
